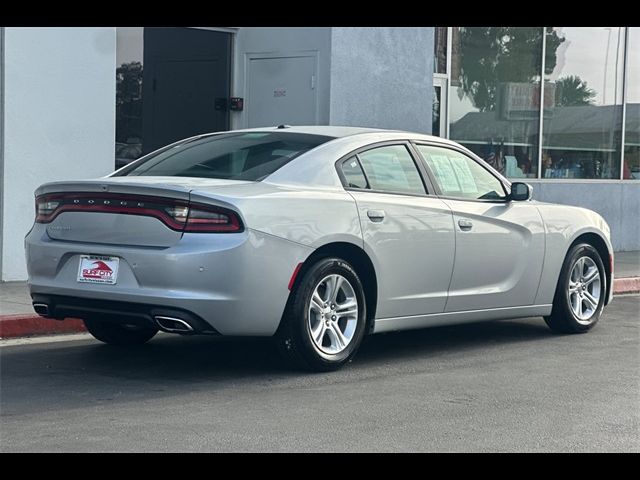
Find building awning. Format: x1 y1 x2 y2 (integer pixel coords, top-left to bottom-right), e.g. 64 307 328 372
450 104 639 150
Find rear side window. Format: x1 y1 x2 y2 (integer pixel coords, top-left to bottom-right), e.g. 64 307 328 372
357 145 426 195
341 157 368 188
119 132 332 181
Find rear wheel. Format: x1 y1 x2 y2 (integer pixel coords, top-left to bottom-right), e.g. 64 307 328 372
83 319 158 346
275 257 367 371
544 243 606 334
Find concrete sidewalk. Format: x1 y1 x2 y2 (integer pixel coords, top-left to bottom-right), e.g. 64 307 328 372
1 251 639 339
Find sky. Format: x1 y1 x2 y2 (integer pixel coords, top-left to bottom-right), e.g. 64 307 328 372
116 27 144 66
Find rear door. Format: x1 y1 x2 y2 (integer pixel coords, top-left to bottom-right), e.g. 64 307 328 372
414 143 545 312
338 143 455 319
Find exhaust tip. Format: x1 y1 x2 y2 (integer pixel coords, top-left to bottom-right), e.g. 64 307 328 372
154 316 194 333
33 303 50 317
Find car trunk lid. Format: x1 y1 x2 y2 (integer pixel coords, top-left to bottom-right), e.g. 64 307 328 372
35 178 250 247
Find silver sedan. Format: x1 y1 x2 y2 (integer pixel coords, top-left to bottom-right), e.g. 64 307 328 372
25 126 614 371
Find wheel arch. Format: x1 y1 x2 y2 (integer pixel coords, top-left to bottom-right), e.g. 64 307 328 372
288 241 378 334
566 232 613 305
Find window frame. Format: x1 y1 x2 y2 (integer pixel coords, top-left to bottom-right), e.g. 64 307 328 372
334 141 436 197
411 141 512 203
340 156 370 189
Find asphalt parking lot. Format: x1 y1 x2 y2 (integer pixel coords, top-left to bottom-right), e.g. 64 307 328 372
1 295 638 452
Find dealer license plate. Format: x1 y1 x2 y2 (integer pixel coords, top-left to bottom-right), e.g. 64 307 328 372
77 255 119 284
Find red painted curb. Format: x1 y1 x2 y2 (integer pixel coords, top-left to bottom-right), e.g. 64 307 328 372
613 277 640 295
0 314 85 339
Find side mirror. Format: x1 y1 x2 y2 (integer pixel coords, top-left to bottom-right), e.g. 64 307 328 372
510 182 532 201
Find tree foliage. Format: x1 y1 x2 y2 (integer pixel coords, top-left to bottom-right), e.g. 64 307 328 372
554 75 596 106
458 27 565 111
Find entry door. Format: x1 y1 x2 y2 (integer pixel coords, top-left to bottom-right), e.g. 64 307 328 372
248 55 317 127
415 143 545 312
142 28 231 154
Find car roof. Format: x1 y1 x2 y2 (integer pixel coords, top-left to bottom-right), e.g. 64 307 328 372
230 125 405 138
229 125 461 146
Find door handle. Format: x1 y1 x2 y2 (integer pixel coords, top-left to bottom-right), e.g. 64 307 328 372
367 210 386 222
458 218 473 231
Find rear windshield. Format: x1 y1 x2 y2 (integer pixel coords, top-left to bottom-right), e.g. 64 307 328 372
118 132 332 181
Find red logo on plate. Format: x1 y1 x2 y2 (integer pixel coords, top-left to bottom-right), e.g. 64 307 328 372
82 260 113 279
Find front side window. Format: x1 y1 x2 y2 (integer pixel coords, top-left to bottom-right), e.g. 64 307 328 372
356 145 426 195
119 132 332 181
417 145 507 200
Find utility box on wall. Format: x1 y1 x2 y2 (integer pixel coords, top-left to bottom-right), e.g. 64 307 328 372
247 54 318 128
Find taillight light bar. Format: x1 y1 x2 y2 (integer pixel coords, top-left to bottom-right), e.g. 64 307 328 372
35 193 243 233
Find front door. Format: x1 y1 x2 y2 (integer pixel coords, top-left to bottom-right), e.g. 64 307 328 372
142 28 231 154
337 144 455 319
415 143 545 312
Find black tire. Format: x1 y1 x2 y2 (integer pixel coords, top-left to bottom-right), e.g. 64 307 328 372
544 243 606 334
275 257 367 372
83 319 158 346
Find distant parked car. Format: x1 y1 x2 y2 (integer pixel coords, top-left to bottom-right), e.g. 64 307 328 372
26 126 613 371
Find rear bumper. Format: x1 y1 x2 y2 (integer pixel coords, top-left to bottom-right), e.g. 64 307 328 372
31 293 219 334
26 226 313 336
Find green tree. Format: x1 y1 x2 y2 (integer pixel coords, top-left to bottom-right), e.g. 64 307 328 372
457 27 565 111
116 62 143 143
554 75 596 106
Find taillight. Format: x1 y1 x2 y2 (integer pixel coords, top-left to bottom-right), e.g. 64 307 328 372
166 203 243 233
36 199 60 220
35 193 243 233
187 206 242 232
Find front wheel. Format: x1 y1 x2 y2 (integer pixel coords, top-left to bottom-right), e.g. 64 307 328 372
83 319 158 346
544 243 606 334
275 257 367 371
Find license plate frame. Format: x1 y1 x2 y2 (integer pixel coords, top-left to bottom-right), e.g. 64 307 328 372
77 255 119 285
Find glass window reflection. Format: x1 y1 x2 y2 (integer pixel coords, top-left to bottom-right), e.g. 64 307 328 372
449 27 545 179
624 27 639 180
541 27 625 179
116 27 145 170
434 27 447 74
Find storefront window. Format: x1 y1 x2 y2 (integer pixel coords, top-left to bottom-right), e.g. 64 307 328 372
541 27 625 179
434 27 447 74
432 85 441 136
449 27 545 178
115 27 144 169
624 27 639 180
